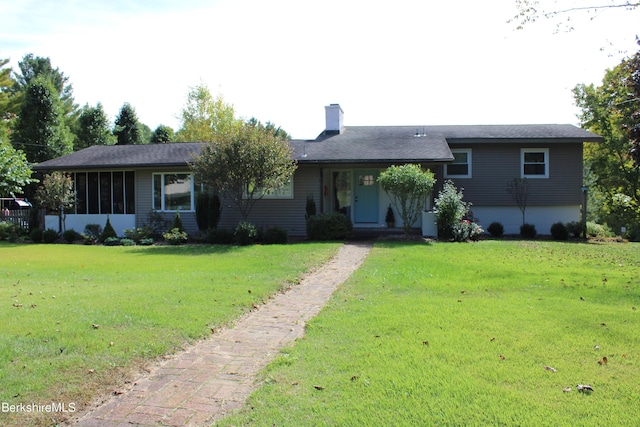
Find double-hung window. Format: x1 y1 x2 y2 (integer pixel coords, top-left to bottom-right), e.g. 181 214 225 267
521 148 549 178
445 149 472 178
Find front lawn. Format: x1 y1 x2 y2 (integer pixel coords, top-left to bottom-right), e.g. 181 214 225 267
219 240 640 427
0 242 340 427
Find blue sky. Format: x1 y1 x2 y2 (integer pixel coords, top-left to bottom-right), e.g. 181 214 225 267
1 0 638 139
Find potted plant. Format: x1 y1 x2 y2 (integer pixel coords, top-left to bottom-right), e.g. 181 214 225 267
385 204 395 228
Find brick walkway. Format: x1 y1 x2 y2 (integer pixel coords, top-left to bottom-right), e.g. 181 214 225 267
73 242 372 427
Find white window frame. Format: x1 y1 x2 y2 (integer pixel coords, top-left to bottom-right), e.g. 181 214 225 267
521 148 549 179
445 149 472 178
152 172 196 211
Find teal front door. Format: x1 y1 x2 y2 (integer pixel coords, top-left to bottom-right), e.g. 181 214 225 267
354 170 379 223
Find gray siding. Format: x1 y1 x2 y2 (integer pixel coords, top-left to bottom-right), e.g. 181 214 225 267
217 164 321 236
444 143 583 207
135 168 199 233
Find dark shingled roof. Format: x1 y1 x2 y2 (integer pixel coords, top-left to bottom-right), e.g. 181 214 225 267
34 143 203 170
34 124 601 170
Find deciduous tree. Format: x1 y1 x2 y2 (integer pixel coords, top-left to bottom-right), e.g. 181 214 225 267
35 171 75 232
151 125 174 143
0 140 34 196
378 164 436 238
574 51 640 236
191 121 297 221
175 84 240 142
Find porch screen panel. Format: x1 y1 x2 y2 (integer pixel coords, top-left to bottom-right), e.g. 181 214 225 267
125 171 135 214
75 172 87 214
112 172 124 214
100 172 112 214
88 172 99 214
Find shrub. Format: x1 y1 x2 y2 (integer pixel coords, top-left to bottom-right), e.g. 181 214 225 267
587 221 610 239
62 229 80 243
305 196 317 221
207 228 235 244
120 238 136 246
263 226 288 244
306 213 353 241
84 224 102 241
124 226 154 244
103 237 122 246
452 220 484 242
434 181 470 240
43 228 59 243
139 238 154 246
0 221 18 240
196 192 222 231
487 222 504 237
520 223 537 239
99 217 117 243
30 228 43 243
566 221 583 238
163 228 188 245
550 222 569 240
235 221 258 246
146 210 170 238
171 211 186 233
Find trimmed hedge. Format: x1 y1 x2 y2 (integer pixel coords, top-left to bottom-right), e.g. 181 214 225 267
306 213 353 241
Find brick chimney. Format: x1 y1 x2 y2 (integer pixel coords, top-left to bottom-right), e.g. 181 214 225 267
324 104 344 134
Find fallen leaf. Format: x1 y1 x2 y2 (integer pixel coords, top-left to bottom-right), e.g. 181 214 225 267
490 337 496 342
577 384 594 393
545 366 557 372
313 385 325 390
109 341 114 347
88 369 95 374
580 297 585 301
92 324 100 329
597 356 608 365
594 345 600 350
113 390 124 395
633 307 637 311
350 376 359 381
500 355 506 360
422 341 429 347
563 387 572 393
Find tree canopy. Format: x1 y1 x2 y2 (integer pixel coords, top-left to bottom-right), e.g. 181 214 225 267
510 1 640 32
574 51 640 237
74 103 115 149
114 103 143 145
378 164 436 238
11 76 73 163
175 84 240 142
0 140 34 196
191 121 297 221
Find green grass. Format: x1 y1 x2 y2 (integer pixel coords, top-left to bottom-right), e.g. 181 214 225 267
218 240 640 427
0 242 340 427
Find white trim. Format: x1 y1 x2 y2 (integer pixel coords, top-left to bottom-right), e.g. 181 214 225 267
521 148 549 179
152 172 196 212
445 149 472 178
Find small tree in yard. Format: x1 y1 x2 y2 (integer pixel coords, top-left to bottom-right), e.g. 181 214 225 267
507 177 530 225
378 164 436 238
35 171 75 232
434 180 471 240
191 121 297 221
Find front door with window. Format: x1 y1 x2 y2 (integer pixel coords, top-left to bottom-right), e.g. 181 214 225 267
354 170 379 223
